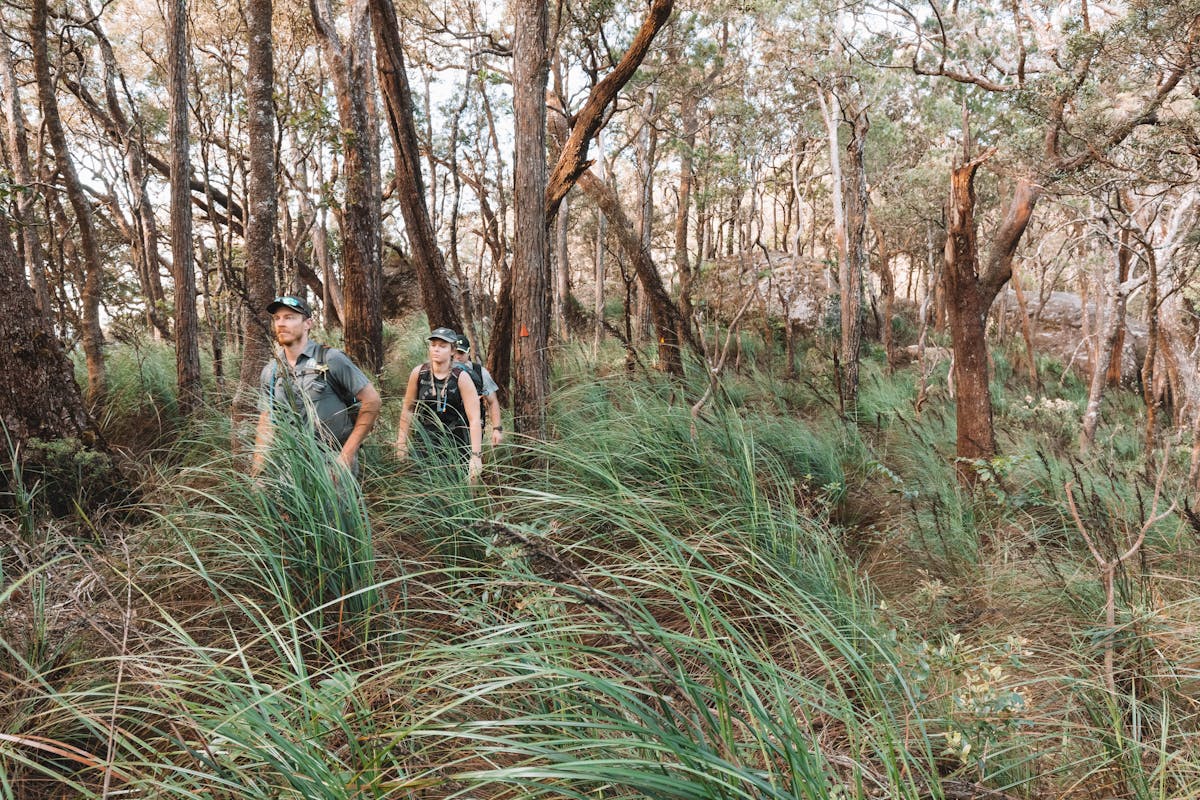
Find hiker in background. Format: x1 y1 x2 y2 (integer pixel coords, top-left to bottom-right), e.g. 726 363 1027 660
453 334 504 447
252 295 381 477
394 327 483 482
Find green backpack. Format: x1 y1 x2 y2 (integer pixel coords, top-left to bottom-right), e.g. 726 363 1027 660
313 343 360 422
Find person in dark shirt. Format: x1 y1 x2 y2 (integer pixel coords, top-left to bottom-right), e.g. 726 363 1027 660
452 334 504 447
394 327 483 482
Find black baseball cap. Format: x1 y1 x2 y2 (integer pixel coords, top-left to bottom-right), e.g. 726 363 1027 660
266 295 313 317
454 335 471 353
427 327 459 343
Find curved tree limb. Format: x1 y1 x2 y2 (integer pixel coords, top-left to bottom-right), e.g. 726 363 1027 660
543 0 673 222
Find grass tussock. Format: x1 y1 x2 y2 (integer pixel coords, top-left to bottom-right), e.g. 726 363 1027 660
4 335 1200 799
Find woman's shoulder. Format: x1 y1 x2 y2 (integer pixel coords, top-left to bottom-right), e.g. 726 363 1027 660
454 365 477 389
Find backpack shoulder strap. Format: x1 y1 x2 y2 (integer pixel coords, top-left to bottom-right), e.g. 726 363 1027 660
314 343 357 409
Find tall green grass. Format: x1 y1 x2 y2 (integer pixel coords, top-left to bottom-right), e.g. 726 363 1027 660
5 344 1200 799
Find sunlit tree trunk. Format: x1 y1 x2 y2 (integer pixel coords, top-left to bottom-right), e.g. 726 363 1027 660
674 92 699 329
167 0 202 414
944 157 998 480
235 0 278 427
578 170 695 377
0 35 52 318
840 100 869 411
370 0 461 332
31 0 107 406
512 0 550 436
593 133 608 359
312 0 383 372
543 0 673 221
554 195 571 341
1080 227 1144 454
945 162 1039 483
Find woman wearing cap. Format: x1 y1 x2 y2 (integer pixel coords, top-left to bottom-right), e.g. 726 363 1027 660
394 327 483 481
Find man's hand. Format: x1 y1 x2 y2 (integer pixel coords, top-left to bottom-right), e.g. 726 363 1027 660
468 454 483 484
490 427 504 447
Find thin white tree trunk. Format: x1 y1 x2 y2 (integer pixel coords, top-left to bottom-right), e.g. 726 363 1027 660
1080 243 1145 453
592 132 608 360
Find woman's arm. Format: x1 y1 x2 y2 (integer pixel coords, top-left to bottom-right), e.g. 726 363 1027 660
394 366 421 460
459 371 483 481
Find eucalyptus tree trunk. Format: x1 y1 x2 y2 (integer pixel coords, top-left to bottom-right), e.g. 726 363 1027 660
167 0 202 414
944 157 998 479
87 20 171 339
445 69 478 349
31 0 107 406
470 68 511 402
312 0 383 373
0 36 52 317
1143 191 1200 484
1141 243 1160 466
872 218 896 371
370 0 461 332
577 170 697 377
512 0 551 436
292 147 341 325
919 6 1194 487
943 159 1039 483
593 133 608 359
543 0 673 221
535 0 673 382
1080 232 1144 454
1106 209 1133 387
633 88 657 342
554 196 570 341
235 0 278 425
674 92 700 329
839 100 869 412
0 209 102 451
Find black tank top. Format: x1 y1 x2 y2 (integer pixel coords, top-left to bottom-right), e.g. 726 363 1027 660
416 363 471 447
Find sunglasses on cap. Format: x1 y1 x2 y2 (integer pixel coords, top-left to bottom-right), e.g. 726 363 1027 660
267 296 313 317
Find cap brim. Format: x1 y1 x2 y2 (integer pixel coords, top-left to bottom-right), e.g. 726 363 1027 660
267 301 311 316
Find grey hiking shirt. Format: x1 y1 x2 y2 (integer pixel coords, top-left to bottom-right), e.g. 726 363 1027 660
259 341 370 447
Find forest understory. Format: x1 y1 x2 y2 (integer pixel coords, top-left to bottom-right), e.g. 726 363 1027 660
0 0 1197 795
3 317 1198 800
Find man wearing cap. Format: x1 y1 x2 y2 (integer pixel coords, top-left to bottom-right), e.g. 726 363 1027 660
394 327 483 481
452 334 503 447
252 295 381 476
